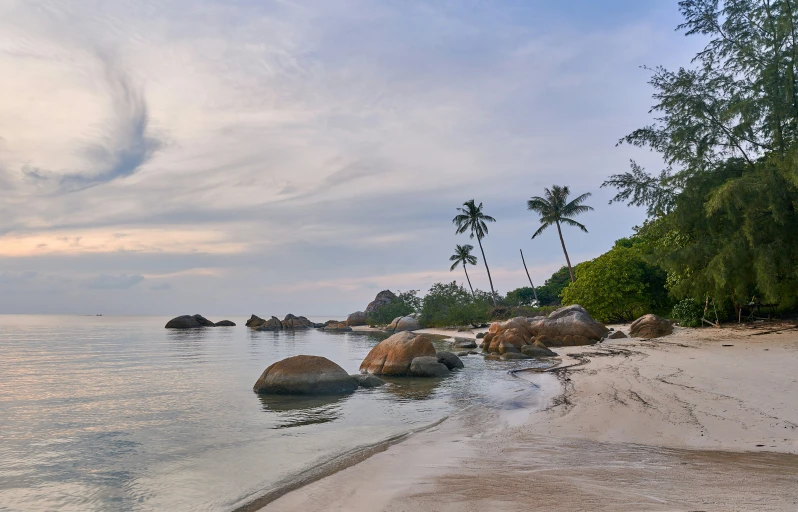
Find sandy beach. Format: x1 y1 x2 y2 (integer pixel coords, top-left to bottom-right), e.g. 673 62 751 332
262 324 798 511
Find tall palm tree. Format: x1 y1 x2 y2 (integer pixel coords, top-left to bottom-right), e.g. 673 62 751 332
449 244 478 296
453 200 497 304
527 185 593 283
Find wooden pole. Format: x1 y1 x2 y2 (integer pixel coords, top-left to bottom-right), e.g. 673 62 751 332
520 249 539 303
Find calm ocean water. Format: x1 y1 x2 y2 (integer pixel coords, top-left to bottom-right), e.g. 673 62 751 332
0 315 547 511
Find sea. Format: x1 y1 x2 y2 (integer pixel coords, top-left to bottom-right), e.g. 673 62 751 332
0 314 549 511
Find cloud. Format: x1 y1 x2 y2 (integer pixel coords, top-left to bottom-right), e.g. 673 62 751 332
149 282 172 291
84 274 145 290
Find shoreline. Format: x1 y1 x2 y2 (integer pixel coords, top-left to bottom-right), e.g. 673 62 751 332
260 324 798 511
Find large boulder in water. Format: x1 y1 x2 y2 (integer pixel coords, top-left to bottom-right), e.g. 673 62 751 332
365 290 396 313
253 355 358 395
165 314 215 329
215 320 236 326
630 314 673 339
246 315 266 328
346 311 367 327
387 315 421 332
409 356 450 377
282 314 313 329
360 331 437 376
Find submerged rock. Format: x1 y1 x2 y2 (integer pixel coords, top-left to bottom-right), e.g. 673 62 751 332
253 355 358 395
351 374 386 388
359 331 437 376
452 338 477 349
630 314 673 339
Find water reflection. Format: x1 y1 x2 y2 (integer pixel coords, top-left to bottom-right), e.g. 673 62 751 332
165 329 209 362
257 394 349 429
380 377 446 401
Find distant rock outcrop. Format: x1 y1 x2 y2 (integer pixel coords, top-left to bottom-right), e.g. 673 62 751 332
324 322 353 332
165 314 216 329
365 290 396 313
630 314 673 339
215 320 236 327
247 314 318 331
282 314 314 329
253 355 358 395
346 311 367 327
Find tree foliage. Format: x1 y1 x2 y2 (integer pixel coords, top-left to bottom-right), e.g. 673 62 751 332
453 200 498 302
603 0 798 311
420 282 492 327
561 245 669 323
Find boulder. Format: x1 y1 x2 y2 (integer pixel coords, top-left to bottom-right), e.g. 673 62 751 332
452 338 477 349
387 315 422 332
282 314 314 329
436 351 464 370
215 320 236 327
520 340 558 357
351 374 386 388
346 311 367 327
253 355 358 395
476 332 486 339
409 356 450 377
360 331 437 376
630 314 673 339
501 352 531 360
165 314 215 329
365 290 397 313
528 305 609 341
608 330 628 339
255 316 284 331
246 314 266 328
324 322 353 332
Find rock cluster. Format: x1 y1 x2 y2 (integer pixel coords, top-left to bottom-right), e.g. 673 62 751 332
359 331 463 377
324 322 353 332
165 314 236 328
629 314 673 339
246 314 319 330
481 305 608 357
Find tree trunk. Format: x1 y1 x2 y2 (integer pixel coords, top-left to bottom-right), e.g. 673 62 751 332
520 249 538 302
477 236 497 305
556 221 575 283
462 263 475 296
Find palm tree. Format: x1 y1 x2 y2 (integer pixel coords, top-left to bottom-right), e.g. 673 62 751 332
527 185 593 283
453 200 497 304
449 244 478 295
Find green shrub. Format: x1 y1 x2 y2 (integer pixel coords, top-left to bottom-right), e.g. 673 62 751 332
420 282 492 327
671 298 703 327
561 246 669 323
365 290 421 325
505 287 537 306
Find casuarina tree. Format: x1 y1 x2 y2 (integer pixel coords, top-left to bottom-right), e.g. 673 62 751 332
453 200 497 305
527 185 593 283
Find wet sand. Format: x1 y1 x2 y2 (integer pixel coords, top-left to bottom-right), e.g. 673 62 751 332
263 324 798 511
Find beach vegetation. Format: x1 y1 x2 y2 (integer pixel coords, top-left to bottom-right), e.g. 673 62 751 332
561 243 669 323
671 298 703 328
419 282 492 327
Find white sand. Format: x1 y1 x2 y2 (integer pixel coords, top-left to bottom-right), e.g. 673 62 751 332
262 324 798 511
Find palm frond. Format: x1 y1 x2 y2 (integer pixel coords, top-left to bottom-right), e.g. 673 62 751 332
531 222 551 239
560 217 588 233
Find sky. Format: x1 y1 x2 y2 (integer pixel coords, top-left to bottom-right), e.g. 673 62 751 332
0 0 704 316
